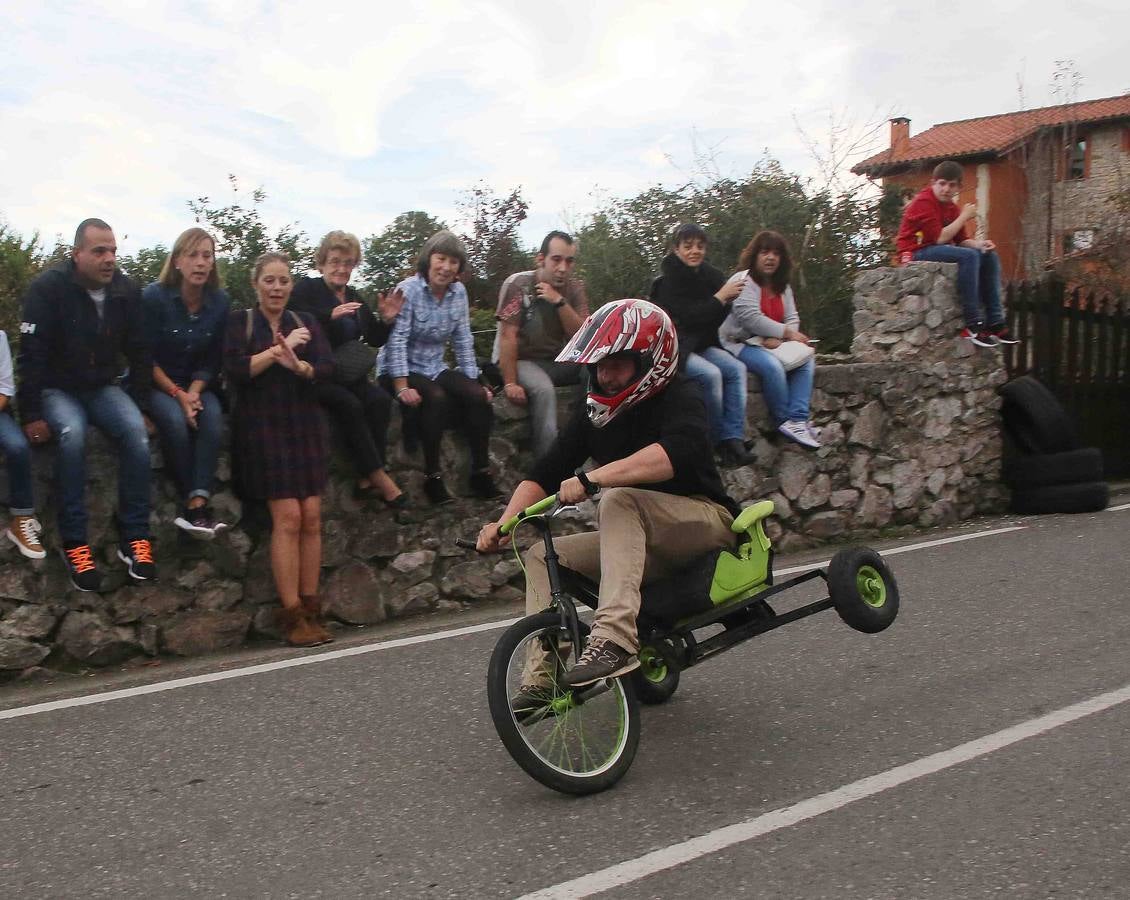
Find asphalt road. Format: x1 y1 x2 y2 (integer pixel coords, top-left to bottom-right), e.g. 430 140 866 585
1 500 1128 899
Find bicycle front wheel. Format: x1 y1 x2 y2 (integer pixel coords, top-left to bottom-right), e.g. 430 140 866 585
486 610 640 795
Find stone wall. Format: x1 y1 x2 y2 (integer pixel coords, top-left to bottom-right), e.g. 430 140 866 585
0 261 1005 678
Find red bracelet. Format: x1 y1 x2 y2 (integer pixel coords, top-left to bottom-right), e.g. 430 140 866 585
169 386 183 397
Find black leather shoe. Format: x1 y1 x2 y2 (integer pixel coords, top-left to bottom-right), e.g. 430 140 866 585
469 469 503 499
716 439 754 468
423 475 454 506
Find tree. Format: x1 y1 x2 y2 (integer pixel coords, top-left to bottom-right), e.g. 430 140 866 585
572 157 886 351
0 223 66 344
360 210 448 292
187 175 311 309
456 182 532 308
117 244 169 287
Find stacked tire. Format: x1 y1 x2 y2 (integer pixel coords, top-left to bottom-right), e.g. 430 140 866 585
999 376 1109 514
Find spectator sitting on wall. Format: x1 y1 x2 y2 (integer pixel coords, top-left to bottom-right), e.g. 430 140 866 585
377 230 502 506
719 230 821 450
18 218 157 592
896 160 1020 348
492 230 590 459
650 223 753 468
0 329 46 561
289 230 408 511
142 227 231 539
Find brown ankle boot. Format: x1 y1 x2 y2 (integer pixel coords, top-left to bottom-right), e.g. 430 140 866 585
300 594 334 644
279 606 332 647
300 594 322 621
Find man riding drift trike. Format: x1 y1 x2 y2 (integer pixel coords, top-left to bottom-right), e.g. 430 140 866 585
474 300 900 794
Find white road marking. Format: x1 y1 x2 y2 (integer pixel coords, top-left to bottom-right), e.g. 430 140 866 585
520 682 1130 900
0 523 1025 722
775 524 1027 576
0 618 519 721
1107 502 1130 512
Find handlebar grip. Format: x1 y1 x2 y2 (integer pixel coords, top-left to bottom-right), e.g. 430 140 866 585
499 493 559 536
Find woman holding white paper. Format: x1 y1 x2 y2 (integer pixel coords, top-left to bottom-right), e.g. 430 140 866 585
719 230 820 449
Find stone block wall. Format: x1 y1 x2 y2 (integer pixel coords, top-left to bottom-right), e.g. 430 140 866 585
0 261 1005 677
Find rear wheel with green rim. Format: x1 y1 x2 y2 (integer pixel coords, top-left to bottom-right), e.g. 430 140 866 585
827 547 900 633
486 610 641 795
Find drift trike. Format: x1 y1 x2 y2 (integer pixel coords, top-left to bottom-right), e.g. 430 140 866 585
474 493 899 795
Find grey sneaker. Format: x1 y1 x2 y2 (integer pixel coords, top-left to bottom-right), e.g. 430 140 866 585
778 419 820 449
561 637 640 687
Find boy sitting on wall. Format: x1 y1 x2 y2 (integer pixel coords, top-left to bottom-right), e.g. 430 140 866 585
896 160 1019 348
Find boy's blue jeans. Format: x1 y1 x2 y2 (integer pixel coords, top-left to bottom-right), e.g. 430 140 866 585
913 245 1004 329
40 386 151 544
684 347 748 444
0 411 36 515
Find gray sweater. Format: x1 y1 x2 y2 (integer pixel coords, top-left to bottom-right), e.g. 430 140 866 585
718 270 800 357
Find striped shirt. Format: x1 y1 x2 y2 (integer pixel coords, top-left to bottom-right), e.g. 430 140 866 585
377 274 479 380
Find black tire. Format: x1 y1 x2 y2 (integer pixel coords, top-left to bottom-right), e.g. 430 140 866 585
827 548 900 634
1002 447 1104 490
486 611 641 795
632 643 681 705
1009 481 1109 515
998 376 1081 455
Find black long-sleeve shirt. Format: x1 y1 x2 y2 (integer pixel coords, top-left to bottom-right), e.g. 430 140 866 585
649 253 728 357
530 374 739 516
288 276 390 350
17 260 152 423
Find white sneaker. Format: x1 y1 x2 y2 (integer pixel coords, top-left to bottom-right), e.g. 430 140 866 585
803 421 823 446
778 419 820 449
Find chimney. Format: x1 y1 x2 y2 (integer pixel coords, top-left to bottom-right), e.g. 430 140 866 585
890 116 911 152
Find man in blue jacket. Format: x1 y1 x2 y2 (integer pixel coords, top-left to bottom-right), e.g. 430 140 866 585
18 218 156 591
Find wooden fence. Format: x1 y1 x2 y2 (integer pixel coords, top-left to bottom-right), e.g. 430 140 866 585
1004 278 1130 478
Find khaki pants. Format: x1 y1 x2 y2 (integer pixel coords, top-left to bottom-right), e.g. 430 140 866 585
523 487 735 653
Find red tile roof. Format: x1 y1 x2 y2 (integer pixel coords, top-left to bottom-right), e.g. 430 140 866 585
853 93 1130 176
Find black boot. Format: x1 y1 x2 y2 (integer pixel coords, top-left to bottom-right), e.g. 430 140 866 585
423 474 454 506
716 438 754 468
469 468 503 499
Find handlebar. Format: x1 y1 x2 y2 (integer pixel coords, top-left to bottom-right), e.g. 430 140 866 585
499 494 560 536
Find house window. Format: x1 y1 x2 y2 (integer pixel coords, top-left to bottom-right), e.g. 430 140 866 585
1065 138 1087 179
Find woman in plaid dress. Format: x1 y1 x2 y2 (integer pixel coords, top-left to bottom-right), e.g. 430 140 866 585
223 253 334 647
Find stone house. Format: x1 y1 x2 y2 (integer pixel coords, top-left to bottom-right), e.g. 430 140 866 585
852 94 1130 284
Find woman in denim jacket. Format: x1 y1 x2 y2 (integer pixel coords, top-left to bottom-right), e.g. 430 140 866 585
143 227 231 535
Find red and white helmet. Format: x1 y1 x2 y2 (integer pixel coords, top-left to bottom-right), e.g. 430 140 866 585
555 299 679 428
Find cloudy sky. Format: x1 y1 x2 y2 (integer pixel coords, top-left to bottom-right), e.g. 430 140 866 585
3 0 1127 257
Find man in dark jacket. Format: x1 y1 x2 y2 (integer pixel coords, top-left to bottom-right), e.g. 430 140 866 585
18 218 156 591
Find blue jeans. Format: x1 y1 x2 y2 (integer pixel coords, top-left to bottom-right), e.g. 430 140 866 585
913 245 1004 329
41 386 151 544
148 389 223 501
684 347 748 444
0 411 36 515
737 346 815 426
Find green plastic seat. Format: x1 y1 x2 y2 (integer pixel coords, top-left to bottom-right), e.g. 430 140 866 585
708 500 775 606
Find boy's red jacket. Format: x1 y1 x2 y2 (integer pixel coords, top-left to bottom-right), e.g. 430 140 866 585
896 186 970 258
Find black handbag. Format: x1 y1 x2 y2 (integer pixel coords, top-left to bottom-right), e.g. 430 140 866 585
332 338 379 384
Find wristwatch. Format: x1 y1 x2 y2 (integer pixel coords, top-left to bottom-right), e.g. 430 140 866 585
574 467 599 496
551 299 566 308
